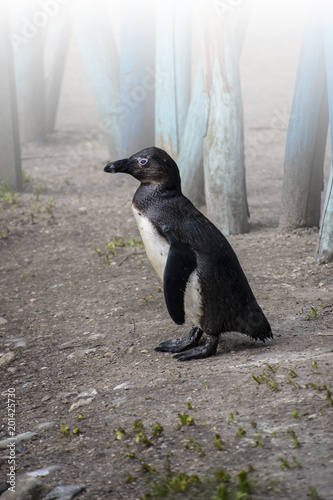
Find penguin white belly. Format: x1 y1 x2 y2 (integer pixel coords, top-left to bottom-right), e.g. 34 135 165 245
133 205 203 327
132 206 169 281
184 272 203 326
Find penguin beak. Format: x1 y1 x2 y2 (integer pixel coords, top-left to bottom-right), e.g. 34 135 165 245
104 158 129 173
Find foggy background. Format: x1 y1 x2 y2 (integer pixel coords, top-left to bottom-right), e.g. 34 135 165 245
2 0 332 200
51 0 331 175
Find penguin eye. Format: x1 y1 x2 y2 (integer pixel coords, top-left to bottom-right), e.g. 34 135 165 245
139 158 148 166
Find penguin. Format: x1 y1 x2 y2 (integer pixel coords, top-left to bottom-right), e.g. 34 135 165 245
104 147 273 361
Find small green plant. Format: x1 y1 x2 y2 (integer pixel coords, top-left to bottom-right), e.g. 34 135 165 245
266 363 279 373
152 422 163 437
43 198 56 223
183 437 205 456
279 455 300 469
140 461 157 474
236 426 246 437
93 246 102 257
268 379 280 391
114 427 126 440
215 470 252 500
133 419 144 432
135 431 153 447
253 439 263 448
142 465 256 500
306 306 318 320
94 235 143 262
125 472 135 483
60 425 71 436
308 486 320 499
235 470 252 496
229 411 236 421
279 457 290 469
132 420 153 446
140 494 153 500
151 471 200 496
288 429 300 448
0 180 17 206
215 483 230 500
177 412 195 427
33 180 43 201
132 419 154 446
215 470 231 483
0 227 11 239
72 426 81 435
128 234 143 250
252 371 280 391
22 170 31 186
214 433 224 450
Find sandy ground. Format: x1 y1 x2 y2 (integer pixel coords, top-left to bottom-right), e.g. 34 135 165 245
1 2 333 499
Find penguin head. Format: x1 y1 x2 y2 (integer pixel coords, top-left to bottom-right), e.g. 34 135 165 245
104 147 181 190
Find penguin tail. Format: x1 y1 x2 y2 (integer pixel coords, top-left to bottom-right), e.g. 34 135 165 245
235 302 273 342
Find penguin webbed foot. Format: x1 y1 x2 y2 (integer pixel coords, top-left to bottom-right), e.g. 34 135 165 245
173 335 219 361
155 326 203 353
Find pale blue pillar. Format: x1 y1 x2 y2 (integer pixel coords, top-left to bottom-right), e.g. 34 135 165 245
70 0 120 156
155 0 191 158
178 63 208 207
201 5 249 234
316 0 333 263
178 0 252 215
280 3 328 230
120 0 155 155
9 0 45 142
44 5 72 133
0 0 21 190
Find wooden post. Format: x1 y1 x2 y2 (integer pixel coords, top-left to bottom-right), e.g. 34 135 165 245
44 4 72 133
316 1 333 263
178 62 208 207
9 0 45 142
179 0 252 213
0 0 22 191
155 0 191 159
120 0 155 155
279 4 328 231
199 4 248 234
70 0 120 156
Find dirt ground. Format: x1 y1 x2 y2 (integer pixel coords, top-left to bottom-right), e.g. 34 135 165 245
1 3 333 500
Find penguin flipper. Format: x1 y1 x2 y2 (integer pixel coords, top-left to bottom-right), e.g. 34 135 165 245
162 229 197 325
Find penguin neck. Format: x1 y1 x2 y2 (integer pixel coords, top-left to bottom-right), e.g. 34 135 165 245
133 181 181 212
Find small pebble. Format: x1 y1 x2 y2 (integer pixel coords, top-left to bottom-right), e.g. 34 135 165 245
0 432 36 449
0 351 15 367
44 484 86 500
113 381 133 391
